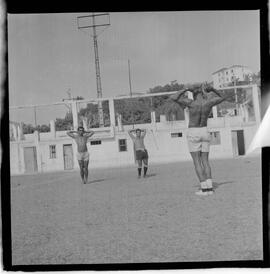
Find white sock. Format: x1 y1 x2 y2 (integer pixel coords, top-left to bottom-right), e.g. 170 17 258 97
200 181 208 190
206 178 213 189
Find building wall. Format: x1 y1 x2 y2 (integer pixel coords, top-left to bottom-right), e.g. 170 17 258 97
9 122 259 175
39 139 72 172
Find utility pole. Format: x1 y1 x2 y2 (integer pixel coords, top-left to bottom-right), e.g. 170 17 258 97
233 76 238 115
34 106 37 128
128 59 132 97
128 59 135 128
77 13 110 127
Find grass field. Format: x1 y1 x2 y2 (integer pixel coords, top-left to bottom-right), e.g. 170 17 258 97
11 156 263 265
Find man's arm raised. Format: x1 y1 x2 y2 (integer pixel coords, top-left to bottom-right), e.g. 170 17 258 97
141 129 146 138
128 129 135 139
84 130 95 138
169 88 193 108
67 130 77 138
208 88 235 106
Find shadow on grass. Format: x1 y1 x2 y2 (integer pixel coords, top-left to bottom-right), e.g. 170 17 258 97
86 179 106 184
145 173 157 178
213 181 235 190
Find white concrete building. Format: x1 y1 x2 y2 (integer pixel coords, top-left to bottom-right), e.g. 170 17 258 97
212 65 253 89
9 85 261 175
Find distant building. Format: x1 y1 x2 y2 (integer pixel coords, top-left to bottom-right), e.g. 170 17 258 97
212 65 253 89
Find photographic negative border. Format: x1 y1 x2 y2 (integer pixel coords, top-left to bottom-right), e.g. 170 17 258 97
2 0 270 271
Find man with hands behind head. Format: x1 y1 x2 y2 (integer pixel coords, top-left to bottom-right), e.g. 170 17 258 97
170 84 234 195
67 126 95 184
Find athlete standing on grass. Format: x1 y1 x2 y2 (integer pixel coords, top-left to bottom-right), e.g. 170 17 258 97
170 84 234 195
67 126 95 184
128 128 149 178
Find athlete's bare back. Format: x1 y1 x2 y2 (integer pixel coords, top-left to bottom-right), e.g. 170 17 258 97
170 86 234 128
187 97 214 127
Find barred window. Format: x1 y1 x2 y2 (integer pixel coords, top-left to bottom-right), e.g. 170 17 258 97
49 145 56 158
91 140 102 145
171 132 182 138
118 139 127 152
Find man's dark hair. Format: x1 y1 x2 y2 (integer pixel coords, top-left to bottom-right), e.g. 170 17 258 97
135 128 141 133
77 126 84 131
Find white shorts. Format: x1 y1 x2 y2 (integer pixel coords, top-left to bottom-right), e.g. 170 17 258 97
186 127 211 152
77 151 89 161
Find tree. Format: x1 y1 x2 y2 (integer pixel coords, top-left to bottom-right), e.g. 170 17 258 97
22 123 35 134
36 124 50 132
22 123 50 134
159 100 185 121
78 101 111 128
115 97 151 125
55 111 73 131
74 96 84 100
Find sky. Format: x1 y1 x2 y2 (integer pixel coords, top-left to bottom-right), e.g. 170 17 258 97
8 11 260 124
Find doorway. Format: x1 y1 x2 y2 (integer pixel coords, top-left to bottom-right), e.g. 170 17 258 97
24 147 38 173
231 130 245 156
63 144 74 170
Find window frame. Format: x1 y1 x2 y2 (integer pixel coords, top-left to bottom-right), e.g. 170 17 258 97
90 140 102 145
118 139 127 152
49 145 56 159
171 132 183 138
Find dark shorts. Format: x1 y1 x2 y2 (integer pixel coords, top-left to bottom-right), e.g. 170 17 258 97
136 149 148 161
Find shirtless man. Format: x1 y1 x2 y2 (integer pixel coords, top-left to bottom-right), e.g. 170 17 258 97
170 85 234 195
67 126 95 184
128 128 149 178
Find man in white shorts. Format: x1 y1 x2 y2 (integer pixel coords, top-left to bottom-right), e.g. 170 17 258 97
67 126 95 184
170 84 234 195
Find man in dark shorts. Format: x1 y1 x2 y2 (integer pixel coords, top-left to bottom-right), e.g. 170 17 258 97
67 126 95 184
170 84 234 195
128 128 149 178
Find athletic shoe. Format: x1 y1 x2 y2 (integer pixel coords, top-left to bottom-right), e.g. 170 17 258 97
206 188 214 195
195 189 208 196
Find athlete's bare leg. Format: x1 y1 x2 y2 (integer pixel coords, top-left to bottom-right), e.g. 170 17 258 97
78 160 84 183
142 158 148 177
84 160 89 184
201 152 213 192
190 151 206 182
201 152 212 179
137 160 142 178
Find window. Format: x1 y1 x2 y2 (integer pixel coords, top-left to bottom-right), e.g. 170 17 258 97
49 145 56 158
210 132 221 145
118 139 127 152
91 140 102 145
226 71 228 75
171 132 182 138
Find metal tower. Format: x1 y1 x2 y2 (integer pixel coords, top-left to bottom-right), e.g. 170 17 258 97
77 13 110 127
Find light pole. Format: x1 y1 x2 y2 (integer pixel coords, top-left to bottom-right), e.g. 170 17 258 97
128 59 135 128
233 76 238 115
77 13 110 127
